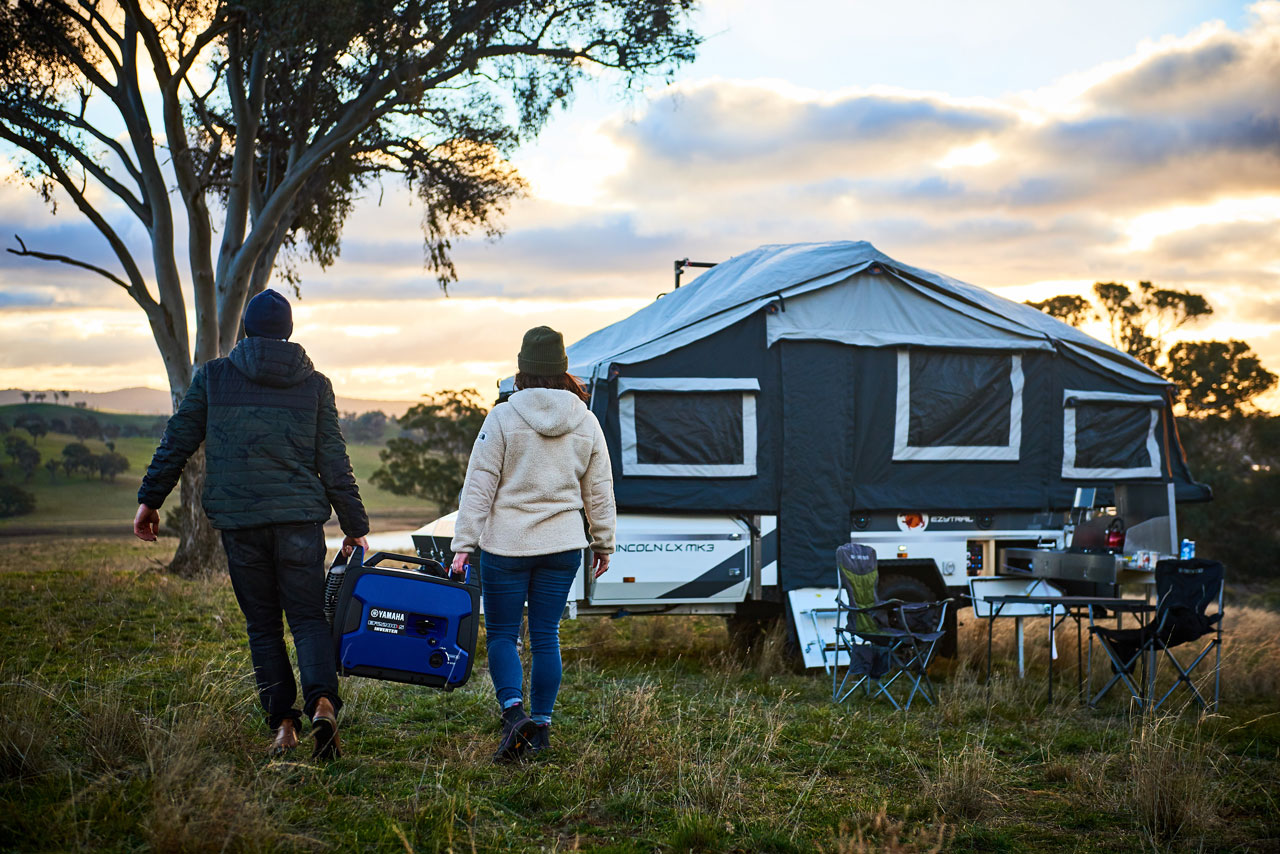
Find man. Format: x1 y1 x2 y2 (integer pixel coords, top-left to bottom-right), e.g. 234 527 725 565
133 289 368 760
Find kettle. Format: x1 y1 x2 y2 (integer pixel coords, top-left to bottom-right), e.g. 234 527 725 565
1105 518 1126 552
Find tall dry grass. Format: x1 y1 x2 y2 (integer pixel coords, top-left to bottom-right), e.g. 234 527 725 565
820 805 948 854
1124 716 1226 848
949 601 1280 706
911 737 1004 820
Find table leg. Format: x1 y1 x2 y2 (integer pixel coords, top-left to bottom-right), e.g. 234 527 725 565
1076 611 1084 700
986 608 994 689
1048 610 1055 704
1152 612 1162 711
1015 616 1025 679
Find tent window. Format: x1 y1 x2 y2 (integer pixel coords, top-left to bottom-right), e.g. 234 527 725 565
894 350 1023 462
634 392 743 465
618 378 758 477
1063 391 1163 479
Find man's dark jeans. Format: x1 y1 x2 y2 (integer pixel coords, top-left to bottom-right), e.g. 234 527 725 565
221 521 341 730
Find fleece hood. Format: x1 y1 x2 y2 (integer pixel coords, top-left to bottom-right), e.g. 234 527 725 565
227 337 315 388
507 388 590 437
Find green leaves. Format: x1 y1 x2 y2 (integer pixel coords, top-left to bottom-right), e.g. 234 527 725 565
1024 294 1095 328
1025 280 1276 416
1166 340 1278 416
370 388 488 512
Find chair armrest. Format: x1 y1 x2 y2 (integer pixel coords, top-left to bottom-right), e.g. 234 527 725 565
898 598 956 610
849 599 906 614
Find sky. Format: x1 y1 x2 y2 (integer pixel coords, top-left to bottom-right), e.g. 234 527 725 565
1 0 1278 408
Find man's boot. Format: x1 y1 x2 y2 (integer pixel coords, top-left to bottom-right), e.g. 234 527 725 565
311 697 341 760
270 719 299 757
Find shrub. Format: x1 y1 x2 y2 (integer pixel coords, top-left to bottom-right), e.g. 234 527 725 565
0 484 36 517
97 451 130 482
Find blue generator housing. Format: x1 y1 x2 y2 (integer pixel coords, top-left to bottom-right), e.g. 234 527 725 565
328 548 479 690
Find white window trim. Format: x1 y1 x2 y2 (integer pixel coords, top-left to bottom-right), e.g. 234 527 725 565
892 350 1023 462
619 377 759 477
1062 389 1163 479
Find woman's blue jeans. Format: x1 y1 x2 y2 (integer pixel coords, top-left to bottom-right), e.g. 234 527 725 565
480 549 580 725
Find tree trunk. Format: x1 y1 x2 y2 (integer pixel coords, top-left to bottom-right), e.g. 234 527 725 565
167 446 226 578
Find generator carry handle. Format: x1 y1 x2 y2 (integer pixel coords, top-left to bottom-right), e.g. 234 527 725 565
331 543 364 570
366 551 470 585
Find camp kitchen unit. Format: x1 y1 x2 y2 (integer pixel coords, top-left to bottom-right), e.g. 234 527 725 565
413 242 1207 664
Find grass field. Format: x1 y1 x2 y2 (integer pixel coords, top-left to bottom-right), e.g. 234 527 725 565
1 538 1277 853
0 403 436 531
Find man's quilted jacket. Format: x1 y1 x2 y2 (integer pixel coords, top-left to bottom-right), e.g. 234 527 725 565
138 337 368 535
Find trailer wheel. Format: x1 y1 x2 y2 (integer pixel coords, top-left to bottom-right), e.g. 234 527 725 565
877 571 958 659
876 574 933 604
726 601 794 666
726 609 779 652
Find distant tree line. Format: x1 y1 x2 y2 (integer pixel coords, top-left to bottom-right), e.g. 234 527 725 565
339 411 390 444
0 434 129 484
1027 281 1278 577
16 390 76 405
0 405 139 518
1 408 166 444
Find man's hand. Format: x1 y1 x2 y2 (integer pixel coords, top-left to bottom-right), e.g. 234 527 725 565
133 504 159 541
450 552 470 579
592 552 611 579
341 535 369 557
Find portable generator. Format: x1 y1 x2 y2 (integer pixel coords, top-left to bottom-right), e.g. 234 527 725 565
324 546 478 690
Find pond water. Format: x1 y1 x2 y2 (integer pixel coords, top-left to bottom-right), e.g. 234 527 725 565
324 528 419 554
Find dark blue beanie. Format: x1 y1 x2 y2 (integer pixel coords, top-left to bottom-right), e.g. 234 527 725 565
243 290 293 339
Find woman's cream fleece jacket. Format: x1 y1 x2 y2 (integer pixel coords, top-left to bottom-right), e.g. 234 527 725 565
450 388 616 557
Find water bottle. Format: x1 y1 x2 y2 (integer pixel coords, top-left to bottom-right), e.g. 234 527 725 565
1179 538 1196 560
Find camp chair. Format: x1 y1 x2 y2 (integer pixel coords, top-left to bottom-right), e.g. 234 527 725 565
1089 558 1224 712
832 543 953 710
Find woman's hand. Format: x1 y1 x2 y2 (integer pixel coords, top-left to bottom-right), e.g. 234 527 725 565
592 552 610 579
450 552 471 579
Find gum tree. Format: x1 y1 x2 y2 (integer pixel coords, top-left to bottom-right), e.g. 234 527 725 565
0 0 698 575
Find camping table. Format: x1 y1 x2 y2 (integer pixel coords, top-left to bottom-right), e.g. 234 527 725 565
983 595 1155 704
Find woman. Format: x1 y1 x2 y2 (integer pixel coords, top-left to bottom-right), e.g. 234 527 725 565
450 326 616 762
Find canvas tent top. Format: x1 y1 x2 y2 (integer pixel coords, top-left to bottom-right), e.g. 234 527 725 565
567 241 1167 389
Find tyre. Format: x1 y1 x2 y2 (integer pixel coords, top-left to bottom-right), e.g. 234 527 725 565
876 573 933 603
876 572 958 658
725 603 802 671
725 602 781 654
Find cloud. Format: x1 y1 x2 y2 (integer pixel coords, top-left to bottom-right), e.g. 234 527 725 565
1 3 1279 401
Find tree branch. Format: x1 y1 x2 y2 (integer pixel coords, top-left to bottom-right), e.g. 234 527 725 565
51 0 124 70
1 111 150 223
23 98 146 190
217 32 266 291
7 234 130 291
122 0 221 360
22 0 119 94
0 126 153 305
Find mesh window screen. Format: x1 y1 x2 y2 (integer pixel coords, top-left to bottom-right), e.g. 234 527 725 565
907 351 1013 447
633 391 744 465
1075 404 1153 470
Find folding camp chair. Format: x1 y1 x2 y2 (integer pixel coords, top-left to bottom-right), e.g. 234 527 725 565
832 543 953 710
1089 558 1224 712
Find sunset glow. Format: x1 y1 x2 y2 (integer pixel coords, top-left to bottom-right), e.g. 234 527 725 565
1 1 1276 411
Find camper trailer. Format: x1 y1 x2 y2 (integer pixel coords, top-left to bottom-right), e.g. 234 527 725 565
412 241 1208 665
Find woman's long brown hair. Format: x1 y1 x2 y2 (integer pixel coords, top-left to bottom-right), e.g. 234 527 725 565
514 371 591 404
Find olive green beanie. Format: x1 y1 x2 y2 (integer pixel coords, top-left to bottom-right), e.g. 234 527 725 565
518 326 568 376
